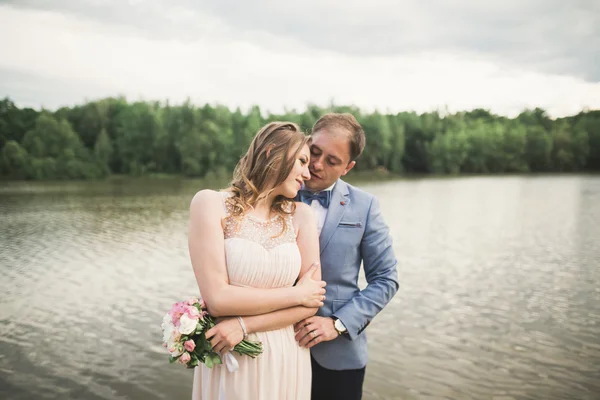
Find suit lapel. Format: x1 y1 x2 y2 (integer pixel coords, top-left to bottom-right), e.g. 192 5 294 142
319 179 350 255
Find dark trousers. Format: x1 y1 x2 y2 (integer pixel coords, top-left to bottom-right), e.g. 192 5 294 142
310 355 366 400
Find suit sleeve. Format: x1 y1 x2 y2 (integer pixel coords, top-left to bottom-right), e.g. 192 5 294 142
332 196 399 340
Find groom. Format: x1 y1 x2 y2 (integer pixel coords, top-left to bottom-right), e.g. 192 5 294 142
294 113 399 400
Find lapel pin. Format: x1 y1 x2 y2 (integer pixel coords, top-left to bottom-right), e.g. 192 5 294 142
340 201 346 206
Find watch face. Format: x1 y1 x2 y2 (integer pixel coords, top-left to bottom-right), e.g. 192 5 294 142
334 319 346 332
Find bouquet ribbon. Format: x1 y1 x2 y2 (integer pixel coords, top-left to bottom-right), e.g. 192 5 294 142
224 352 239 372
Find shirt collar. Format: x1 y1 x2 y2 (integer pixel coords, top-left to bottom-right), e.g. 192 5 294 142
301 181 337 193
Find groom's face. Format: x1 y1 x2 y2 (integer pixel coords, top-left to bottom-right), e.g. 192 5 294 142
305 128 356 192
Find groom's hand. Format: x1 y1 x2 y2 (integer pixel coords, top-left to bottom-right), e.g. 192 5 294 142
293 316 338 348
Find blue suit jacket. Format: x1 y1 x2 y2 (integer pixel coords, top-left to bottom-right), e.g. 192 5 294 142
304 179 399 370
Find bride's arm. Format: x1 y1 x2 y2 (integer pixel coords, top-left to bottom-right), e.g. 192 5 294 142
189 190 325 317
206 202 322 352
242 202 322 333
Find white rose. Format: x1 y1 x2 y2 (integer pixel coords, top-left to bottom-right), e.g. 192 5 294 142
178 314 197 335
162 321 176 343
161 313 172 328
161 313 177 343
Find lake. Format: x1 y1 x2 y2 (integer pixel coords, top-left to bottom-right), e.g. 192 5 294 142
1 175 599 400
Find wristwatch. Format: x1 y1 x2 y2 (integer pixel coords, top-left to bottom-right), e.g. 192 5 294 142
332 317 347 336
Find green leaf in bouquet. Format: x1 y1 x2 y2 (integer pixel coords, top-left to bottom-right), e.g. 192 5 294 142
197 343 206 353
207 352 222 368
204 352 221 368
200 333 213 352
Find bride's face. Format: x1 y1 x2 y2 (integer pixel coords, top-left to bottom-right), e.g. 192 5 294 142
274 144 311 198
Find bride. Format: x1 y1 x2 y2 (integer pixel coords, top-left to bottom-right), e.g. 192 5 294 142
188 121 325 399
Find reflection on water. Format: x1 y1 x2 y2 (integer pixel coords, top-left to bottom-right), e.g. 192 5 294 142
1 175 599 400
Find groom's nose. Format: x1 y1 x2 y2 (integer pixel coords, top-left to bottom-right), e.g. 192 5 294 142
311 157 323 172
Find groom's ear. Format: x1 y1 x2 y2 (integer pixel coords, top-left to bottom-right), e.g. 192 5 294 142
341 161 356 176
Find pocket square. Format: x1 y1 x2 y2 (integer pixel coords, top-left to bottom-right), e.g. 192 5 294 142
338 221 362 228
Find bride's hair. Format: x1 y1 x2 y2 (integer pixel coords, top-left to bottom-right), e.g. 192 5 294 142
226 121 310 229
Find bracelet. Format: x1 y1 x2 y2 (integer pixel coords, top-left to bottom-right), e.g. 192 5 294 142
237 316 248 340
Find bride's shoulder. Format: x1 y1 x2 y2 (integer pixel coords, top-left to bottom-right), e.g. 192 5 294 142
190 189 229 212
293 201 311 213
292 201 316 224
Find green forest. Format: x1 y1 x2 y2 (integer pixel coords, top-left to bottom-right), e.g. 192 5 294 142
0 97 599 180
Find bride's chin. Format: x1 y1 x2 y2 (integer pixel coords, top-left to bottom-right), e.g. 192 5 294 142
285 189 298 199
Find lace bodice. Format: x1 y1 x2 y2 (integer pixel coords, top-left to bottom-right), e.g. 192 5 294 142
221 193 297 251
220 192 301 289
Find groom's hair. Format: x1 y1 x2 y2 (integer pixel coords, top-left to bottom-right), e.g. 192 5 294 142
312 113 365 162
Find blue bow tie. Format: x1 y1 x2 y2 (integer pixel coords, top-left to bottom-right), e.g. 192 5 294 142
298 190 332 208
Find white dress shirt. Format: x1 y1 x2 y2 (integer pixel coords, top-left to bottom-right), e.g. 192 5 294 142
303 182 336 234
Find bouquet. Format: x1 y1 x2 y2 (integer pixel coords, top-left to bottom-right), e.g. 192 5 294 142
161 297 263 371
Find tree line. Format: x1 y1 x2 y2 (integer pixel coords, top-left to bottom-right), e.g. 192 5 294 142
0 97 598 180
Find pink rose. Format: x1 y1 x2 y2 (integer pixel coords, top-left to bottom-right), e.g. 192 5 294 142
170 302 187 326
184 340 196 352
170 301 184 314
179 352 191 364
185 305 200 319
185 297 199 306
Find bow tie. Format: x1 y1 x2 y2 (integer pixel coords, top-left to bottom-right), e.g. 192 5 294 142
298 190 332 208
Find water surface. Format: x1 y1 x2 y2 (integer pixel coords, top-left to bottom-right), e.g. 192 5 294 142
1 175 599 399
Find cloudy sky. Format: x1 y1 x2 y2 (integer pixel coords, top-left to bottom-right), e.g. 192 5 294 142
0 0 599 117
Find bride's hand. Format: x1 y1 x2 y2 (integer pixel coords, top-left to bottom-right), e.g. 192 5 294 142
295 263 326 308
206 318 244 353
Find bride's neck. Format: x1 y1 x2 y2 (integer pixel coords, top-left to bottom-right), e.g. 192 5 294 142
253 193 277 218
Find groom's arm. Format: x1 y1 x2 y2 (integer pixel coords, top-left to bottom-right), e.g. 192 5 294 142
332 196 399 341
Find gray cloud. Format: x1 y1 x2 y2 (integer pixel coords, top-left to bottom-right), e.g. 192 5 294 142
0 68 120 110
1 0 211 39
197 0 600 81
3 0 599 81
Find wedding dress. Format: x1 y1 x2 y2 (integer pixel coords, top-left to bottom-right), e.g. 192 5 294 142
191 192 311 400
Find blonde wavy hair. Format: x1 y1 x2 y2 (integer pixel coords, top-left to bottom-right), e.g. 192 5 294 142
226 121 310 231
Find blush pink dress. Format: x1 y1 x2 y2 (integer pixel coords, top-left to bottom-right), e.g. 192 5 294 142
191 193 311 400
